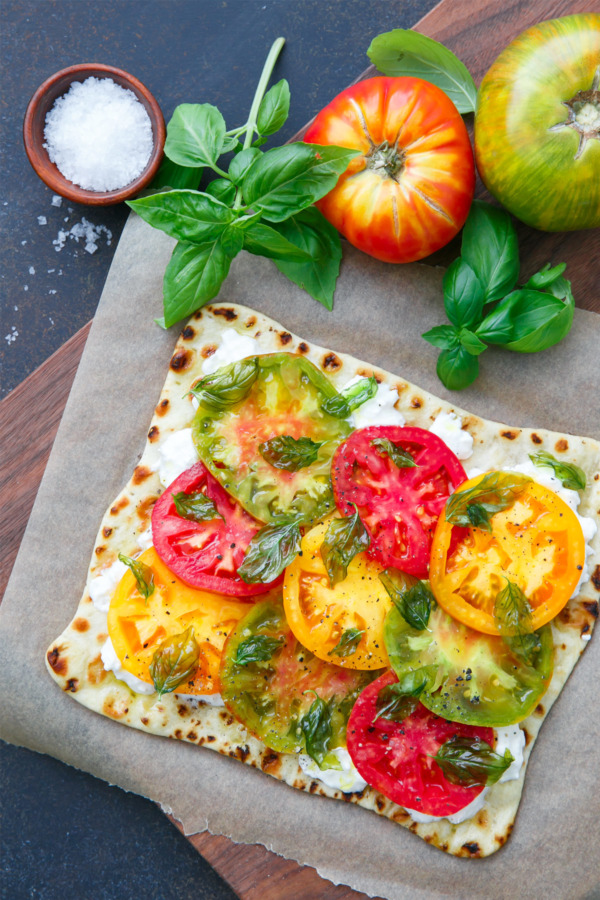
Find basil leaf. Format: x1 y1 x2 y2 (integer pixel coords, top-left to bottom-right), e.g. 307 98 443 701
229 148 262 184
374 677 427 723
165 103 227 168
149 626 200 697
238 517 301 583
320 506 370 587
259 435 323 471
206 178 237 205
433 735 514 786
241 142 360 222
234 634 285 666
494 579 534 637
525 262 567 291
436 344 479 391
475 295 517 345
300 693 334 768
271 207 343 310
443 258 485 328
370 438 417 469
461 201 519 303
150 156 201 191
504 289 574 353
220 223 245 258
172 490 222 523
446 471 532 531
506 630 542 667
459 328 487 356
128 190 234 244
367 30 476 114
118 553 154 601
243 221 313 261
321 376 377 418
190 358 258 411
256 78 290 136
328 628 364 658
529 450 586 491
162 239 233 328
422 324 460 351
379 568 432 630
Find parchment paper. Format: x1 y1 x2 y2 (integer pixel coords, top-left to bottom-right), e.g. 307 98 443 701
1 213 599 900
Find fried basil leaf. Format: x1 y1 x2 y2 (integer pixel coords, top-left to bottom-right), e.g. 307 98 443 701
320 506 370 587
433 735 514 786
234 634 285 666
118 553 155 602
238 517 301 584
379 568 431 630
445 471 532 531
259 435 323 471
321 377 377 418
370 438 417 469
189 358 258 411
529 450 586 491
300 693 338 769
327 628 364 658
172 490 222 523
149 626 200 697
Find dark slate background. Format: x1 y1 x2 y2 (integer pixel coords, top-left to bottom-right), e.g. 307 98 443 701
1 1 437 897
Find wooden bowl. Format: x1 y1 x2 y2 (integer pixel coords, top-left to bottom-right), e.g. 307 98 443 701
23 63 166 206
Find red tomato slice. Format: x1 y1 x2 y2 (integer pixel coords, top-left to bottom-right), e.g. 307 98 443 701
347 671 493 817
152 462 282 597
331 426 467 577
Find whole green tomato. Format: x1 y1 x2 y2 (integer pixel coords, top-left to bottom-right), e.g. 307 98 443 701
475 14 600 231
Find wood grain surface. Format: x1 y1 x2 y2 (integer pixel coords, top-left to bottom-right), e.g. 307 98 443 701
2 0 598 898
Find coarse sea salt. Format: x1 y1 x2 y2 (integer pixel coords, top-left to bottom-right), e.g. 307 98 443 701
43 76 154 192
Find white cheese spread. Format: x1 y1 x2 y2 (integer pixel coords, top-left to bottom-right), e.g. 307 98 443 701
201 328 261 376
157 428 198 488
342 376 405 429
298 747 368 793
429 412 474 460
101 636 155 695
89 558 128 613
136 526 153 551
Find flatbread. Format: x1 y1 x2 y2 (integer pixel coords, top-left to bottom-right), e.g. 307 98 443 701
45 302 600 858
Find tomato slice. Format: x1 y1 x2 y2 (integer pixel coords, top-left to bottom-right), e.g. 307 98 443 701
430 473 586 634
384 603 553 727
107 548 257 694
347 671 493 817
283 519 392 670
220 596 380 754
192 353 351 525
332 426 467 578
152 462 282 597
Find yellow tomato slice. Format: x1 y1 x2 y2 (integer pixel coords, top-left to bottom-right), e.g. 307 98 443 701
283 520 392 670
107 547 254 694
430 474 586 635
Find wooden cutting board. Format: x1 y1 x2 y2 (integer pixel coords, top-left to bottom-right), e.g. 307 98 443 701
2 0 598 897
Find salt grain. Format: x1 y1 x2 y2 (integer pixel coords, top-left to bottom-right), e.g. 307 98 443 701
51 194 62 207
52 216 112 254
28 266 35 275
37 216 47 225
43 76 154 191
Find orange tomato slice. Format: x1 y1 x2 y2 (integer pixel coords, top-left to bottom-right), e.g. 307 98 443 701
107 547 255 694
283 520 391 670
430 474 586 635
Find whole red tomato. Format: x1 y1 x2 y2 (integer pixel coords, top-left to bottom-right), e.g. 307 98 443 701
304 77 475 263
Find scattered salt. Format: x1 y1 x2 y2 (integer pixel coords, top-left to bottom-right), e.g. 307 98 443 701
14 305 18 311
23 285 28 291
51 194 62 207
48 289 57 295
37 216 47 225
21 240 27 245
28 266 35 275
43 76 154 192
5 326 18 345
48 268 55 273
52 216 112 254
49 317 54 324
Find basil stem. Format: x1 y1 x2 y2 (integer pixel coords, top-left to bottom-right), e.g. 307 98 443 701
529 450 586 491
328 628 364 658
234 634 285 666
445 472 532 531
172 490 222 523
433 735 514 787
118 553 154 602
379 568 431 630
259 434 323 472
149 626 200 697
370 438 418 469
321 377 377 418
320 505 370 588
238 517 301 584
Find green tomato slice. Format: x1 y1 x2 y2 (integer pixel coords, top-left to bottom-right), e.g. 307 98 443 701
384 602 553 727
192 353 351 524
220 596 380 756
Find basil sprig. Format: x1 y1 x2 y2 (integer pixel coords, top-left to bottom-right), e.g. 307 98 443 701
445 472 532 532
259 435 323 471
189 358 258 411
128 39 360 327
328 628 364 658
433 736 514 787
422 201 575 390
379 568 432 630
300 692 339 769
238 517 301 584
494 579 544 665
370 438 417 469
321 377 377 418
149 626 200 697
320 505 370 587
529 450 586 491
234 634 285 666
172 490 222 523
118 553 155 602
